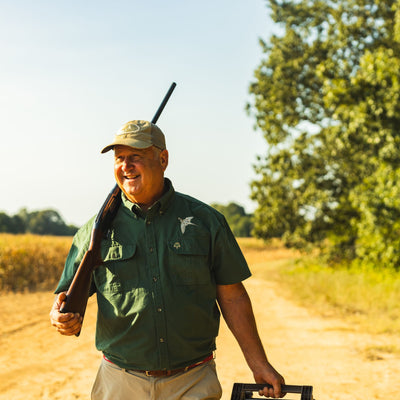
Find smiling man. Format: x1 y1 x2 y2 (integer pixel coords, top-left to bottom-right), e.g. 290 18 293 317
113 145 168 209
50 120 285 400
106 121 169 211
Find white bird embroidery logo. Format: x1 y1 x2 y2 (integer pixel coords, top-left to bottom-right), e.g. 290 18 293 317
178 216 196 234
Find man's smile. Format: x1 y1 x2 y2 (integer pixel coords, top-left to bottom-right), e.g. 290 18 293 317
124 174 140 180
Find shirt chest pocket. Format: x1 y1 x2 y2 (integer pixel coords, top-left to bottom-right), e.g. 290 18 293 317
102 243 136 263
168 236 211 285
95 243 138 292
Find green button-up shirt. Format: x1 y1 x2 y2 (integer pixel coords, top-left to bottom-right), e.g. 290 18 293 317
55 179 251 370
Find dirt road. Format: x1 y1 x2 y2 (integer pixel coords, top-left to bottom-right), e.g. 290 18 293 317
1 259 399 399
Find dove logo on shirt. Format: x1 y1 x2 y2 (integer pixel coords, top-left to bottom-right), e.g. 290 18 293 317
178 216 197 234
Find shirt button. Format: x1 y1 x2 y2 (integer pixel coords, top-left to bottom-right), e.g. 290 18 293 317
159 338 165 343
146 220 151 225
157 308 162 312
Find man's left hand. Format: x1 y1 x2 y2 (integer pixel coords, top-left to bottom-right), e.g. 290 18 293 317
254 361 286 398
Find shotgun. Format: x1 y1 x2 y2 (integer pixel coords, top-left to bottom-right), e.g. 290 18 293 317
60 82 177 335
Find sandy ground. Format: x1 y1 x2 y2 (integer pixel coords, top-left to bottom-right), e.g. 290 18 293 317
1 266 399 399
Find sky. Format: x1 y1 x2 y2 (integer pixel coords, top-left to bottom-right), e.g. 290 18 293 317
0 0 276 226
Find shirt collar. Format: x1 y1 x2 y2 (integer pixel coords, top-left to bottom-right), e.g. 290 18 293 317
120 178 175 218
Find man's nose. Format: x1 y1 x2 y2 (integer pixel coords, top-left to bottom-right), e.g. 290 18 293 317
121 159 133 171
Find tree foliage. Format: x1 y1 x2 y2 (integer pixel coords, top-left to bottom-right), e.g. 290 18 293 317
211 202 254 237
248 0 400 267
0 208 78 236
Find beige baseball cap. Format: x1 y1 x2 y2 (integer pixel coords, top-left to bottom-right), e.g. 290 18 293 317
101 120 166 153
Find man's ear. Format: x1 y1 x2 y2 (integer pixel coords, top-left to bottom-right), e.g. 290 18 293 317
160 149 169 171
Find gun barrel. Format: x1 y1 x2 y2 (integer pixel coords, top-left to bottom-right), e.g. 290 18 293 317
152 82 176 124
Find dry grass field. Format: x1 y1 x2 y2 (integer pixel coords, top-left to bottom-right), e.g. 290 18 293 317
0 236 399 399
0 234 71 291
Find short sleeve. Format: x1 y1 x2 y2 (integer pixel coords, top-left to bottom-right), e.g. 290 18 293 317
211 215 251 285
54 216 95 294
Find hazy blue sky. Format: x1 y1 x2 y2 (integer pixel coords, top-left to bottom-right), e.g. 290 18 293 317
0 0 276 226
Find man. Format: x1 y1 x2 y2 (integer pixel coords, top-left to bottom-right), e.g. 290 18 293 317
50 120 285 399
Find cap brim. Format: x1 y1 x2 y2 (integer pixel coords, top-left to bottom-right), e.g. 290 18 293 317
101 139 153 154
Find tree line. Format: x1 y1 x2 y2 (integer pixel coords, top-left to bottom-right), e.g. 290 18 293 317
248 0 400 268
211 202 254 237
0 209 78 236
0 203 253 238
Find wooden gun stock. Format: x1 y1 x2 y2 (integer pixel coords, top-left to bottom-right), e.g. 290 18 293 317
59 82 177 335
60 245 101 317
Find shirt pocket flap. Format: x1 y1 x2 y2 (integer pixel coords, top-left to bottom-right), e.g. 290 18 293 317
102 243 136 262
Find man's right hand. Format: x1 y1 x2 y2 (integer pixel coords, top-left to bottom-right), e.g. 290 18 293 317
50 292 82 336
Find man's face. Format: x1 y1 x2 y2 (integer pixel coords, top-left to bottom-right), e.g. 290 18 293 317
114 145 168 208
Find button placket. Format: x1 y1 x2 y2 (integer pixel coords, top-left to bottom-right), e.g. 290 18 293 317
144 216 169 366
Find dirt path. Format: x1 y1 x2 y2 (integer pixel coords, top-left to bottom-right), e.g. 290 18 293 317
1 270 399 399
218 277 400 400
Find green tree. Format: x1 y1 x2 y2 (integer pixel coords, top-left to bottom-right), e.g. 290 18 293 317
0 208 77 235
0 212 13 233
211 202 254 237
27 209 77 236
10 214 26 233
248 0 400 265
0 212 25 233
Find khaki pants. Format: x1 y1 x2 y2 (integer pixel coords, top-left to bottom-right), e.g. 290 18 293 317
91 358 223 400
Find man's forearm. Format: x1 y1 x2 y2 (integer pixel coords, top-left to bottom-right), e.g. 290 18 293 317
217 282 285 398
216 283 269 372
